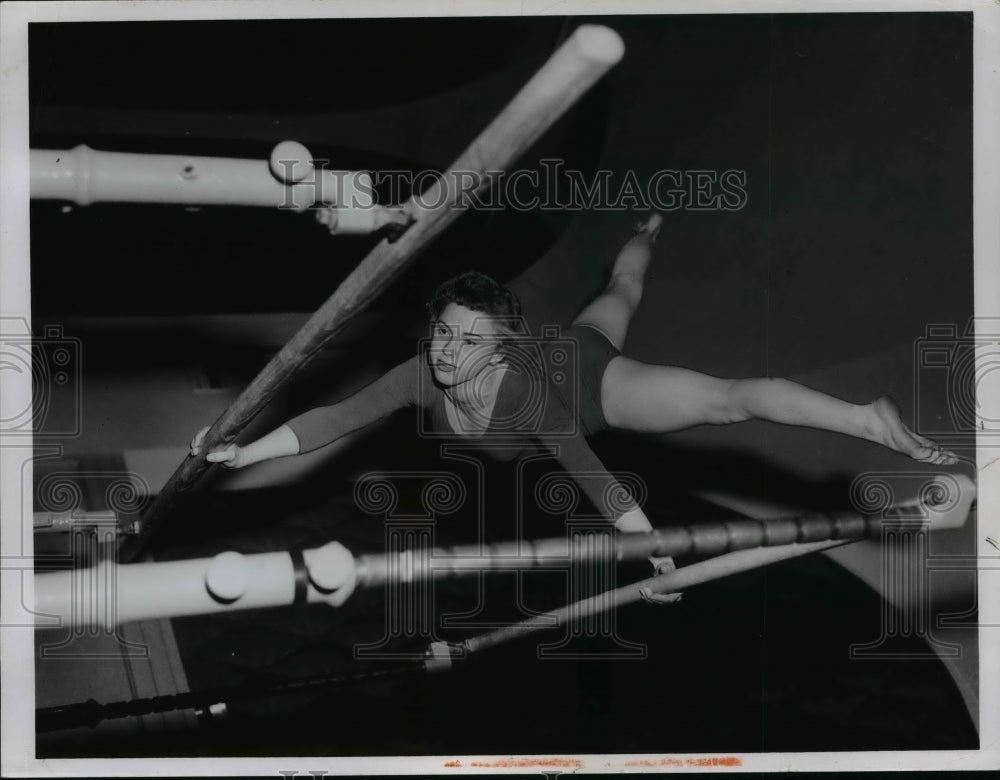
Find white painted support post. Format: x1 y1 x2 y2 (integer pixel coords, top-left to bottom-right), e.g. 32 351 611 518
34 541 354 629
30 144 371 211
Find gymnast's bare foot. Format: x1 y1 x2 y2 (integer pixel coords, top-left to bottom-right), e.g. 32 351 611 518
633 212 663 242
868 395 959 465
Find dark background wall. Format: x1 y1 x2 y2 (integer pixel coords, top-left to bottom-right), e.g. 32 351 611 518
31 14 972 359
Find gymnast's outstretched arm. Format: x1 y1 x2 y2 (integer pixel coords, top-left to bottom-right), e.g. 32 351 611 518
534 419 675 577
190 423 300 469
190 356 423 469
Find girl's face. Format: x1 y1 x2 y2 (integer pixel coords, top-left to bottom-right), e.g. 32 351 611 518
428 303 505 389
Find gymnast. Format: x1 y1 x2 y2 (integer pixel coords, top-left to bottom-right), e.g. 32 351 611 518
191 213 958 604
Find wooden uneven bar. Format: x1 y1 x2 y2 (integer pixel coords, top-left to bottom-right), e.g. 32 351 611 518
354 472 973 588
122 26 626 562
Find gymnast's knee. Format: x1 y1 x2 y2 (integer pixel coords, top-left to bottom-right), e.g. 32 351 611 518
606 271 644 311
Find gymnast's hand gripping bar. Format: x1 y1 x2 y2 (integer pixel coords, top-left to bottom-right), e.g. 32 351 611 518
33 474 973 629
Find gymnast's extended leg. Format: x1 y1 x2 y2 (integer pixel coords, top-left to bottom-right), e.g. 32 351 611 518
600 360 958 465
570 213 662 349
578 215 957 465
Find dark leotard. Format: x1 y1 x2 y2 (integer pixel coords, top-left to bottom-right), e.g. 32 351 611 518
286 324 634 521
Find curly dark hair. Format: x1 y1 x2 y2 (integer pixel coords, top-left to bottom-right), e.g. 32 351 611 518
425 271 523 345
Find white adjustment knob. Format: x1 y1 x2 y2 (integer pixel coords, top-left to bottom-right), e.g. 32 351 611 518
205 551 249 602
269 140 314 184
303 542 354 592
